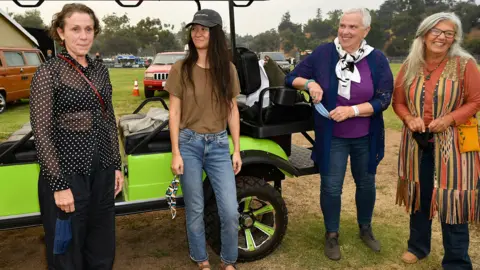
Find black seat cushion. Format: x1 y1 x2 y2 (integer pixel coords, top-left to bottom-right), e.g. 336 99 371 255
121 129 171 155
15 150 37 162
241 103 312 125
0 139 37 164
234 47 261 95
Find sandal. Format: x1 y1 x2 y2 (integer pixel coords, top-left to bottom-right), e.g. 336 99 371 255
198 262 211 270
401 251 419 264
219 262 237 270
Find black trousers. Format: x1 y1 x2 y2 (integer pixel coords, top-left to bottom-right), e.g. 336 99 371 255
39 161 116 270
408 145 472 270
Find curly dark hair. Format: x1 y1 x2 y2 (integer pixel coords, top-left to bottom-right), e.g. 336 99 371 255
49 3 101 46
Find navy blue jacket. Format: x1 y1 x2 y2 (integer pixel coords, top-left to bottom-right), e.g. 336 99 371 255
285 42 394 174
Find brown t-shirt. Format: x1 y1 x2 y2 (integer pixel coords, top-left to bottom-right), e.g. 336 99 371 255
165 61 241 134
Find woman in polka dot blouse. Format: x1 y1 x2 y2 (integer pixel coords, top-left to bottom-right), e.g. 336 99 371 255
29 3 123 268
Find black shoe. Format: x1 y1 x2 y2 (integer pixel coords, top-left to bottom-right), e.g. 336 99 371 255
324 232 341 261
359 224 381 252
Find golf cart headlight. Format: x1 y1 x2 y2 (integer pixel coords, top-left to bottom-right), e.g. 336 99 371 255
145 72 154 79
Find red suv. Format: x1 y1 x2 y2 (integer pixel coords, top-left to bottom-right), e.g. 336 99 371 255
143 51 186 98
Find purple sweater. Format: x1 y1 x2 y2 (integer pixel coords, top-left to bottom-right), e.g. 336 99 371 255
333 58 374 138
285 42 394 174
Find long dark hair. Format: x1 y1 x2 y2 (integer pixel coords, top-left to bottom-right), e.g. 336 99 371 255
181 25 233 119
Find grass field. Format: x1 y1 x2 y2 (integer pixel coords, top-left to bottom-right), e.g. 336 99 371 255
0 64 478 270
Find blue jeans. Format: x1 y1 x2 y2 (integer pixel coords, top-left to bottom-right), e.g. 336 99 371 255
320 136 376 233
408 146 472 269
179 128 239 264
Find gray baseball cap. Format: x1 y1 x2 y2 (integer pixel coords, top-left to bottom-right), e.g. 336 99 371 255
185 9 222 28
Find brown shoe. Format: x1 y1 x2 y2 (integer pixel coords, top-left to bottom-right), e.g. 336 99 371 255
401 251 419 264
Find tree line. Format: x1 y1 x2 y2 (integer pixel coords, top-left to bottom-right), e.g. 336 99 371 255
9 0 480 58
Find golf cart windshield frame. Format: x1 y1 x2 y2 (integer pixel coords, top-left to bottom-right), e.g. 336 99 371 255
12 0 265 58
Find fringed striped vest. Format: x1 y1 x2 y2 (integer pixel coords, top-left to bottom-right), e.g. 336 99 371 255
396 57 480 224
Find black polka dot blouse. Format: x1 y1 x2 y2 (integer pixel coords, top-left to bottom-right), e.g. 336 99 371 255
29 50 121 192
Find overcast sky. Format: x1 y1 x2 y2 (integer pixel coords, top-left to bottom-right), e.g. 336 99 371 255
2 0 480 35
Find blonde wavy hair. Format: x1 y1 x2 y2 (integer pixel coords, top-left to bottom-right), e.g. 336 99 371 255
402 12 475 88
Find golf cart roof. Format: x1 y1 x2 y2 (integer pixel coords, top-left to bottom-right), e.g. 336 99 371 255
11 0 267 57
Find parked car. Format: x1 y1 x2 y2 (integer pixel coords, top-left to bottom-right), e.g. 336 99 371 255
258 52 291 73
0 47 45 114
143 52 186 98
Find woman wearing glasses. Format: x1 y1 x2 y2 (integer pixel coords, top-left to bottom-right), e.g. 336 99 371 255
392 12 480 269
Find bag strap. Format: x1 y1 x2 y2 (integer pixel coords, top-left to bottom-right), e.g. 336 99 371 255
456 56 468 98
57 54 107 118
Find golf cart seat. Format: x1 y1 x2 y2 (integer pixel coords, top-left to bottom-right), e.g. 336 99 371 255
0 122 37 165
234 47 313 139
117 99 172 155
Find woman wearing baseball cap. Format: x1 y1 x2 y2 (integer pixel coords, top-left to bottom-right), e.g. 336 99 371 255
165 9 241 270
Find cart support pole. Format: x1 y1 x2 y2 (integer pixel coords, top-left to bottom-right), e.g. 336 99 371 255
228 0 236 59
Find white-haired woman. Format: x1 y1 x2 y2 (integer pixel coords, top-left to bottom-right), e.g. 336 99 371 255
393 12 480 269
286 8 393 261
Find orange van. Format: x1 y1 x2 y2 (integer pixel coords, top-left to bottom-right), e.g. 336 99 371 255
0 47 45 113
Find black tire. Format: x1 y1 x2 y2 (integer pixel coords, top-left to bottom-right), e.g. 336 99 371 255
0 93 6 114
204 176 288 262
144 88 154 98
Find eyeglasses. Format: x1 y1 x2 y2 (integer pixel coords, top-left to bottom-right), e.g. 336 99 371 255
430 28 456 39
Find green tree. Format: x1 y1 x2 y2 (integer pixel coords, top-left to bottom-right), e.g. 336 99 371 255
250 29 281 52
465 38 480 54
12 10 45 29
153 30 181 53
304 11 333 41
278 12 301 33
451 2 480 34
134 17 163 50
366 11 388 49
102 13 130 34
176 22 190 47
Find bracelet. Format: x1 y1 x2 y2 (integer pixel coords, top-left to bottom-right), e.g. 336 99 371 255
352 106 360 117
304 79 315 91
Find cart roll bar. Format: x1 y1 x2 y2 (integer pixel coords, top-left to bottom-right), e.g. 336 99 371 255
227 0 266 59
12 0 44 7
115 0 144 7
12 0 262 60
129 120 170 154
233 0 255 7
194 0 201 10
228 0 236 57
0 131 33 164
132 97 169 114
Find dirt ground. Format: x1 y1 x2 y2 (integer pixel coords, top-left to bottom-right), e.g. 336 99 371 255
0 129 478 269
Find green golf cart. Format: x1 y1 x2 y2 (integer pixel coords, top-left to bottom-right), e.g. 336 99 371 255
0 0 318 262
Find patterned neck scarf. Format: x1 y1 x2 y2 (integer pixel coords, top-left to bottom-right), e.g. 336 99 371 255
334 37 374 100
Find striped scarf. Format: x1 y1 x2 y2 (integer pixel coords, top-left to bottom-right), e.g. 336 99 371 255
396 57 480 224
